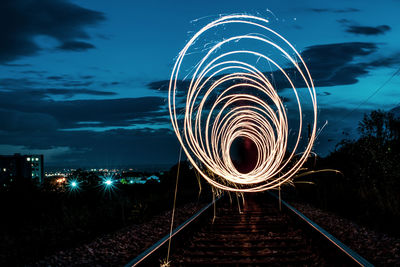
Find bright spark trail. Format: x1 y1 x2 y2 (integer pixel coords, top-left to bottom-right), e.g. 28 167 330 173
168 15 317 192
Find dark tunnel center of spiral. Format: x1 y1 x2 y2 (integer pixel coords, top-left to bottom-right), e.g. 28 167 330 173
229 136 258 174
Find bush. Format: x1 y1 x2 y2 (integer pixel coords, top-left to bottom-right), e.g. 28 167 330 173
295 110 400 235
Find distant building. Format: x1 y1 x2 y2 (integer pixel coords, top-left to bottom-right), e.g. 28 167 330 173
0 154 44 186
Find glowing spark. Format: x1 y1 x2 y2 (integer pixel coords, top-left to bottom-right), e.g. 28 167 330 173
168 14 317 192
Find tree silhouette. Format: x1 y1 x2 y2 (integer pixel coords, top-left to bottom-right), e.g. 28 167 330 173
358 109 400 142
301 109 400 234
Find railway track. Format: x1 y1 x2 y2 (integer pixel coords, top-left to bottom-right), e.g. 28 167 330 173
126 193 373 266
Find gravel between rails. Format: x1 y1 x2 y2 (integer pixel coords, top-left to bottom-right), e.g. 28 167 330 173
291 202 400 266
31 200 400 266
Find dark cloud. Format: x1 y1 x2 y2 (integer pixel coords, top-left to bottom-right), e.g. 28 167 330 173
367 54 400 68
346 25 391 35
43 89 116 98
147 80 170 92
337 19 352 24
0 76 98 93
0 0 105 63
0 87 165 130
0 78 39 89
0 73 172 166
301 42 376 69
338 20 392 36
47 76 65 81
48 75 94 82
101 81 122 87
0 108 60 132
20 70 47 75
309 8 360 13
58 41 96 51
277 42 400 88
0 128 180 167
20 88 115 99
2 63 32 67
148 42 395 92
61 80 93 87
0 74 166 131
289 42 376 87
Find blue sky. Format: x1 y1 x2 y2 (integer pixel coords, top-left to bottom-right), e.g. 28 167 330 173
0 0 399 168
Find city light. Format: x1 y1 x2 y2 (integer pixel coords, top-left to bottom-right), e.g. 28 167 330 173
100 173 117 194
56 177 66 184
68 179 80 192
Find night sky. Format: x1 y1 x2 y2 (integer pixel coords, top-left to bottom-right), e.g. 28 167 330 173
0 0 399 168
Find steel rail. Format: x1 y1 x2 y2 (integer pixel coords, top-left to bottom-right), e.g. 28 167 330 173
125 197 219 267
125 192 374 266
269 191 374 267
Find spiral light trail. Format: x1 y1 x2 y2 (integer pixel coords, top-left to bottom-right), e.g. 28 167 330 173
168 14 317 192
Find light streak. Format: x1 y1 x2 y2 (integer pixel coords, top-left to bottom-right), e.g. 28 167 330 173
168 15 317 192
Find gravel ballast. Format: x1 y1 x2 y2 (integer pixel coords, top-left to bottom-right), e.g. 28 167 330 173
32 202 206 266
32 199 400 266
291 202 400 266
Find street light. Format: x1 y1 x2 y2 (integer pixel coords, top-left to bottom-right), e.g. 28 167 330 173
68 179 80 192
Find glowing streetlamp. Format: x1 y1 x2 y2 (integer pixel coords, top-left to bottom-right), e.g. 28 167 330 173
68 179 80 192
100 173 117 194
